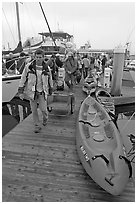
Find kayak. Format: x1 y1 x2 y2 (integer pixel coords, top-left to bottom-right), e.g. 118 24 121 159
95 88 115 116
76 95 132 195
82 73 97 95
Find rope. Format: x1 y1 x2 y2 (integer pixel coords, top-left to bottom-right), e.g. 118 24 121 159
39 2 57 47
7 62 16 71
3 57 35 72
18 61 25 72
2 56 29 65
2 8 16 45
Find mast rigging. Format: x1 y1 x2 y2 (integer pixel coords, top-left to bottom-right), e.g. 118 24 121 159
39 2 57 47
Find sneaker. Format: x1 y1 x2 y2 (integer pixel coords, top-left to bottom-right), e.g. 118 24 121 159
34 125 41 133
43 118 48 126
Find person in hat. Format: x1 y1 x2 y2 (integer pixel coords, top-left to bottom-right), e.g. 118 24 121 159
63 51 78 91
55 53 63 68
47 54 58 82
101 55 107 74
82 54 90 78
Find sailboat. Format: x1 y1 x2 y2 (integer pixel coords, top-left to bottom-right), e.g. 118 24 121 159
2 2 23 103
2 3 44 103
2 2 75 103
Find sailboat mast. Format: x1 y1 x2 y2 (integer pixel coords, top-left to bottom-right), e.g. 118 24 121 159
39 2 57 47
15 2 21 43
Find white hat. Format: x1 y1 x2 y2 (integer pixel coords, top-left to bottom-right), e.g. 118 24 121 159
9 52 14 58
66 42 73 48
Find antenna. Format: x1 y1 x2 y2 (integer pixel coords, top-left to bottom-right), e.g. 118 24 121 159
126 27 135 44
57 22 60 31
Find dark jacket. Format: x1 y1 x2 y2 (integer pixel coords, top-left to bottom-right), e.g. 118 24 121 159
55 57 63 68
64 56 78 74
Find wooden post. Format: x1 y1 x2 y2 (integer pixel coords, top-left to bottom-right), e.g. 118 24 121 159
110 48 125 96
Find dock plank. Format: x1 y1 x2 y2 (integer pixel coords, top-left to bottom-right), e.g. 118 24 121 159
2 83 135 202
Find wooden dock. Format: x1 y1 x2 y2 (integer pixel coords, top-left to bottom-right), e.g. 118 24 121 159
2 83 135 202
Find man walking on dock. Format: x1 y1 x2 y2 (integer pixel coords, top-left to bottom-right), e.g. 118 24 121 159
18 49 53 133
101 55 107 74
82 54 90 78
63 51 77 91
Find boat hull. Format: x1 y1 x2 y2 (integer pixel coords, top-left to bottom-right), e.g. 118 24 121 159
95 88 115 115
76 96 131 195
82 75 97 94
2 75 21 103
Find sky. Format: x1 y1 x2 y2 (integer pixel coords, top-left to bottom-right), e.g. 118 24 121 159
2 1 135 54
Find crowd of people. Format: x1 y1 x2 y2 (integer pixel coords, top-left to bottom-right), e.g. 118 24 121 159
2 48 113 133
2 49 113 83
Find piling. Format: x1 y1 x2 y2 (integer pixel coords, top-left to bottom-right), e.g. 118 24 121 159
111 48 125 96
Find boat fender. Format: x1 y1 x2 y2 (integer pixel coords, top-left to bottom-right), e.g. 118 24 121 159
92 154 109 165
119 155 132 178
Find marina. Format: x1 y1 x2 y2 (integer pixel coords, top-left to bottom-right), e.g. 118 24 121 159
2 2 135 202
2 81 135 202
